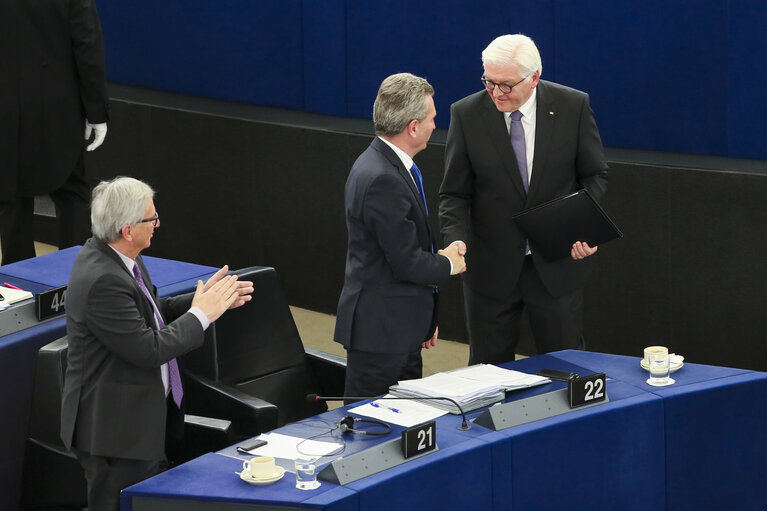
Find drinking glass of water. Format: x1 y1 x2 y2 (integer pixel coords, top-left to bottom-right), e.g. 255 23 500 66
295 458 320 490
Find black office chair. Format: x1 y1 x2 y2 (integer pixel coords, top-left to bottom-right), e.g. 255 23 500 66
21 337 87 509
21 334 270 509
181 266 346 436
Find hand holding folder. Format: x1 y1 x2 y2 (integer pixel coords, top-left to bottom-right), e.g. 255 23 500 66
512 189 622 262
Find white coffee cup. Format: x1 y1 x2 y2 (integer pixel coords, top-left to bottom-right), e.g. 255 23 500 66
643 346 668 365
242 456 277 479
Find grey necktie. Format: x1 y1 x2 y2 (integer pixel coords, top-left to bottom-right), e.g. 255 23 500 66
510 110 529 193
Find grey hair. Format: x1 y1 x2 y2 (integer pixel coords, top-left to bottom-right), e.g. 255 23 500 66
482 34 543 79
373 73 434 137
91 176 155 243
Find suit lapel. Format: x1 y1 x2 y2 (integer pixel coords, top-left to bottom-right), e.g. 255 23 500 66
530 81 554 198
92 238 133 279
480 94 528 199
134 256 164 325
371 137 434 242
92 238 158 324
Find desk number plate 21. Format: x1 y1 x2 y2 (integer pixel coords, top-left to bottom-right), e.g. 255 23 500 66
401 421 436 459
36 285 67 321
568 372 607 408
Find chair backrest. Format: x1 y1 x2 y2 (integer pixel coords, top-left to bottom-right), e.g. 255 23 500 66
23 337 88 509
28 337 69 444
182 266 327 425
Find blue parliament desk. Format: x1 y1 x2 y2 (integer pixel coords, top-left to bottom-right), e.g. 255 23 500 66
0 247 216 511
121 353 674 511
548 350 767 511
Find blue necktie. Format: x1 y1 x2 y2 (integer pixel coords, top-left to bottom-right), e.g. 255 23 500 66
410 162 436 255
410 162 429 215
133 264 184 408
510 110 529 193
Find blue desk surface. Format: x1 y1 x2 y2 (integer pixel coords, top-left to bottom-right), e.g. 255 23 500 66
551 350 767 511
122 353 671 511
0 245 216 290
0 248 218 511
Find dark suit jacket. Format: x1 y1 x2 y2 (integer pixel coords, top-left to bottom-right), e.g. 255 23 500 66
60 238 204 461
0 0 108 201
334 137 451 355
439 80 609 299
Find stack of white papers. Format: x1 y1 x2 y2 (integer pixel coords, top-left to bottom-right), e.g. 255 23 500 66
447 364 550 391
390 372 506 414
389 365 551 414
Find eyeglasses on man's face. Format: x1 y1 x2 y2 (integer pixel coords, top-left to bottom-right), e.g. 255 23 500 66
481 75 528 94
138 211 160 228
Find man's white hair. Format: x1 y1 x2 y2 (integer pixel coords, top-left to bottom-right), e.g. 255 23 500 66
91 176 155 243
482 34 543 79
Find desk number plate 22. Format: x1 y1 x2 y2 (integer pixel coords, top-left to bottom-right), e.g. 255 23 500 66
568 372 607 408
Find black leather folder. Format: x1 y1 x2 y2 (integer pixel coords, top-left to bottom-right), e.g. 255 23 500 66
512 189 622 261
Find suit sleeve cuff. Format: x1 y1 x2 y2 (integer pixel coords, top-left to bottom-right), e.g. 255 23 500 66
441 254 454 274
188 307 210 331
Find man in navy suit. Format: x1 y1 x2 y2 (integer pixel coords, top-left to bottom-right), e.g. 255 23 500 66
439 34 609 365
334 73 466 399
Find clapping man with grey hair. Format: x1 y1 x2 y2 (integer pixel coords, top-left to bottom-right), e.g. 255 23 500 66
60 176 253 510
334 73 466 400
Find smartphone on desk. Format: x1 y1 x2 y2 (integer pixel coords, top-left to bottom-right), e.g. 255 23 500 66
237 439 267 454
536 368 579 381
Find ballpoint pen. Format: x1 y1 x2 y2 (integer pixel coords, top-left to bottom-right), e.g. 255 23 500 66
3 282 23 291
370 402 400 413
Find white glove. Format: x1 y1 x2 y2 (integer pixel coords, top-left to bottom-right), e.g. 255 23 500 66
84 121 108 151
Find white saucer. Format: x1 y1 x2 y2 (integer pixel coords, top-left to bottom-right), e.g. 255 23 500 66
237 466 286 486
640 354 684 373
647 377 675 387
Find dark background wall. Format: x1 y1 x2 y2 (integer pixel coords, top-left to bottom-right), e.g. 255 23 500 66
94 0 767 160
41 2 767 370
80 90 767 371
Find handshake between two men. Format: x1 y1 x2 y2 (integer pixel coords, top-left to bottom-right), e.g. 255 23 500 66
436 239 597 276
437 240 467 275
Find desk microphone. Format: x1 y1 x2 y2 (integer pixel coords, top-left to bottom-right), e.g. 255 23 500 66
306 394 471 431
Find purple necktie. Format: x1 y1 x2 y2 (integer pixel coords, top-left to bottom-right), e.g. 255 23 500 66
510 111 531 254
132 264 184 408
510 110 529 193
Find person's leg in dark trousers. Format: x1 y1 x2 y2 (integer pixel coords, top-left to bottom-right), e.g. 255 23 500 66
75 449 159 511
344 348 422 404
164 395 186 467
521 257 585 354
0 196 36 265
463 280 524 365
50 154 91 250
